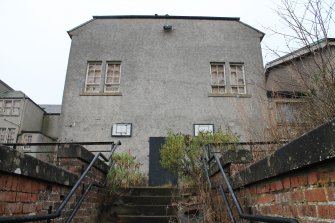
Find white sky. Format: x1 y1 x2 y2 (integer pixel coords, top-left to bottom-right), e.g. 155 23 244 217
0 0 290 104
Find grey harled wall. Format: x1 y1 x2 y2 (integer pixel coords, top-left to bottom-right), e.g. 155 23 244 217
60 17 267 173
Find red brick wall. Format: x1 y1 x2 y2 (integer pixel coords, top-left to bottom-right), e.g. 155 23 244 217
0 154 109 223
212 161 335 223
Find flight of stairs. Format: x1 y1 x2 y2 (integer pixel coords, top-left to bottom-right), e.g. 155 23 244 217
99 187 179 223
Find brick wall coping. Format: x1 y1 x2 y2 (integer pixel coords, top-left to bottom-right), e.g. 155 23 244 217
0 146 78 186
231 118 335 188
209 149 253 175
57 144 109 173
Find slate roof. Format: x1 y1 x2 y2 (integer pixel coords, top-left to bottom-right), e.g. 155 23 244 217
0 90 27 99
39 104 62 114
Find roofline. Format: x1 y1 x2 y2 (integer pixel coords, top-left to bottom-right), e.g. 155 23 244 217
68 15 242 38
265 38 335 73
239 21 265 41
0 80 14 91
67 18 95 38
92 15 241 21
68 15 265 41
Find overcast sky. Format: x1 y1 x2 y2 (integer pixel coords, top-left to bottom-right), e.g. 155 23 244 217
0 0 291 104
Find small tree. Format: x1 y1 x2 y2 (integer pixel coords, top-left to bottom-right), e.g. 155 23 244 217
268 0 335 134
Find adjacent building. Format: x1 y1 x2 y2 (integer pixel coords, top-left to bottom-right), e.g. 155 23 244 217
265 38 335 139
0 80 61 159
60 15 268 174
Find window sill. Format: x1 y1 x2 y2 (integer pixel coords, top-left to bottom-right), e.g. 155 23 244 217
80 92 122 96
208 93 251 98
2 114 20 116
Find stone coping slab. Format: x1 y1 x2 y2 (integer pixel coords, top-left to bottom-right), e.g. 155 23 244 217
0 146 78 186
231 118 335 188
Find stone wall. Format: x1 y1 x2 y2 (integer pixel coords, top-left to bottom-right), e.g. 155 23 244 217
0 144 110 223
210 118 335 223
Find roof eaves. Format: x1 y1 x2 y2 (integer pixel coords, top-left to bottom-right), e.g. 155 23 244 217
0 80 14 91
265 38 335 73
92 15 240 21
67 18 95 38
238 21 265 41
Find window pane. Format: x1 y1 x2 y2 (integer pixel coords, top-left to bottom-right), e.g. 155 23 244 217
231 73 237 85
211 73 218 84
85 62 102 93
212 86 218 93
211 65 217 73
4 101 12 115
105 63 121 93
106 76 113 83
218 86 225 93
230 64 245 94
211 64 225 87
238 87 246 94
24 134 32 149
112 77 120 83
7 128 16 143
0 128 6 143
93 76 101 84
231 87 238 94
86 85 99 92
105 84 119 92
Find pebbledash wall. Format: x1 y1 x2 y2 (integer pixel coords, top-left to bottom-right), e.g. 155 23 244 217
0 144 109 223
60 15 267 174
211 118 335 223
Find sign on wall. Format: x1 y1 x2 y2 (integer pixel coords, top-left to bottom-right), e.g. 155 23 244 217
194 124 214 136
112 123 132 137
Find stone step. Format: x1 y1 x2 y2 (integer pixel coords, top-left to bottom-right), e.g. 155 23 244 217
121 187 178 196
107 204 175 216
120 195 176 205
117 215 176 223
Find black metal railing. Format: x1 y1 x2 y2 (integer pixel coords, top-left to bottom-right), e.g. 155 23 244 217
202 144 298 223
0 141 121 223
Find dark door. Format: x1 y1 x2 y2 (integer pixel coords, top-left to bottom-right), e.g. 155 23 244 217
149 137 178 186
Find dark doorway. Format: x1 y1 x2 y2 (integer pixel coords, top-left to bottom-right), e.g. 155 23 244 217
149 137 178 186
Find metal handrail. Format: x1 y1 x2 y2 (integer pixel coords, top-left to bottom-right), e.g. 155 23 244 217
0 141 121 223
202 145 298 223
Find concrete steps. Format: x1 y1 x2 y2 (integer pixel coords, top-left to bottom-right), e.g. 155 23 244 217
99 187 178 223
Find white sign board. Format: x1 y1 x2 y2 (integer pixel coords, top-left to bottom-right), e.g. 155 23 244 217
194 124 214 136
112 123 132 137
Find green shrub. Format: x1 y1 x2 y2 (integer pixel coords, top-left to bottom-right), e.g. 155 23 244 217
107 152 144 193
160 130 238 182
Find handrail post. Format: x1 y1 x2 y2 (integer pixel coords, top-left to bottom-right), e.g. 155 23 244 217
47 206 52 223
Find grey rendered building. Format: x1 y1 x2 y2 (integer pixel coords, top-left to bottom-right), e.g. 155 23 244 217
60 15 267 174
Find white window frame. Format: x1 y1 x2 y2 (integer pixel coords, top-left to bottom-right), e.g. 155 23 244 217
210 63 226 94
12 100 21 116
0 99 21 116
0 128 16 143
23 134 33 149
0 128 6 143
229 63 246 94
3 100 12 115
84 62 102 93
104 62 121 93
